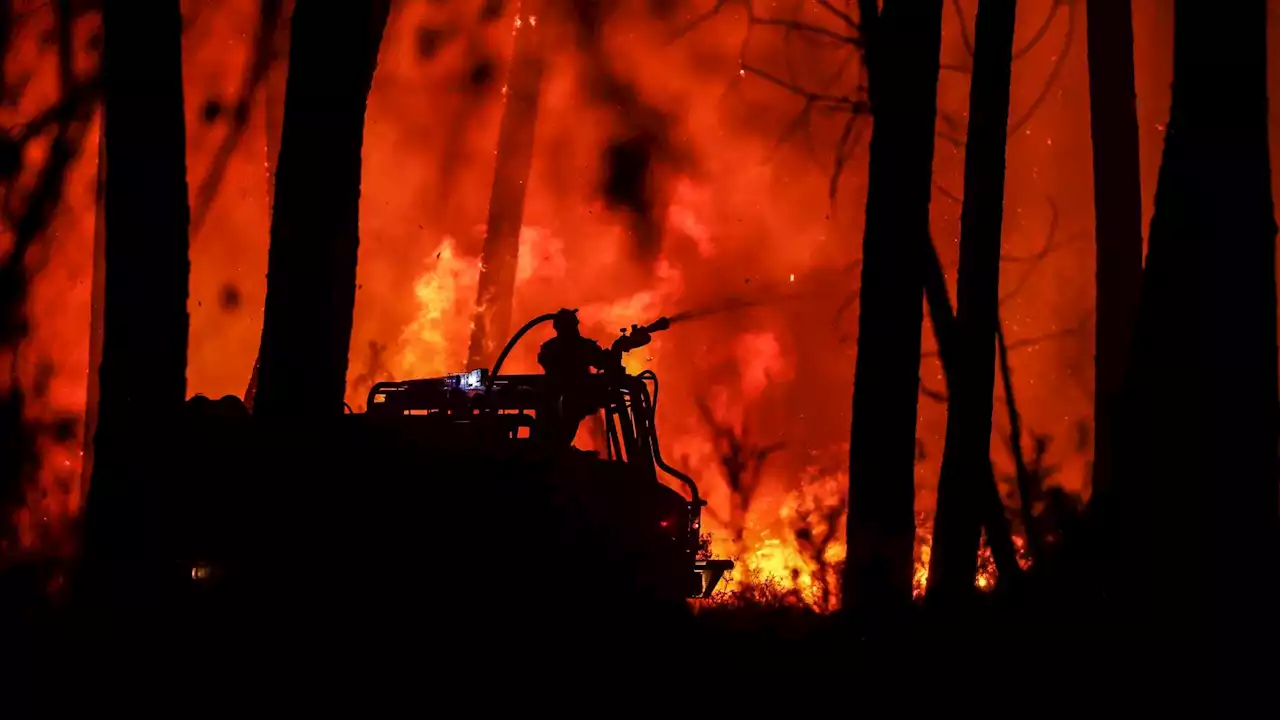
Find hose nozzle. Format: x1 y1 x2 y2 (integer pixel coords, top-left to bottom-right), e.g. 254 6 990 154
646 316 671 333
611 316 671 354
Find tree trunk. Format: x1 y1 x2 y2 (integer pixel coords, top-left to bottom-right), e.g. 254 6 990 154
923 237 1022 588
1084 0 1142 514
245 0 293 412
844 0 945 615
82 0 190 611
253 1 391 420
466 0 546 369
926 0 1019 605
1114 0 1277 699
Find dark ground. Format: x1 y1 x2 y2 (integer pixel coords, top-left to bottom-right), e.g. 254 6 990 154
0 555 1198 711
0 401 1243 708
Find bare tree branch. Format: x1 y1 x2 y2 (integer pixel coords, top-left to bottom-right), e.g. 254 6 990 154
1013 0 1066 62
817 0 859 29
671 0 732 42
675 0 872 202
937 0 1078 148
945 0 1067 72
1008 0 1077 137
935 179 964 205
754 16 863 47
828 110 861 201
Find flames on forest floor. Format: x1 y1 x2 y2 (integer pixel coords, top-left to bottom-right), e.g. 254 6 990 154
693 470 1032 612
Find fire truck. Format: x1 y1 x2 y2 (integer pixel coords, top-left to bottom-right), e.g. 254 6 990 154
175 312 732 608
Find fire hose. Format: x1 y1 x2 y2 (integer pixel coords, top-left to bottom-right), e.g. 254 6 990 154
485 311 559 393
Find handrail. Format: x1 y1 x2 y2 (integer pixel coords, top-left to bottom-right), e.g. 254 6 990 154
636 370 701 505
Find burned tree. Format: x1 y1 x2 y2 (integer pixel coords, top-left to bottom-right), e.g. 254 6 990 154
843 0 945 615
1112 0 1277 694
252 1 391 420
466 0 546 369
82 0 190 605
1084 0 1142 513
926 0 1019 605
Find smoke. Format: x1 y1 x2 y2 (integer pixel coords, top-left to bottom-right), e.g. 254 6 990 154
560 0 693 264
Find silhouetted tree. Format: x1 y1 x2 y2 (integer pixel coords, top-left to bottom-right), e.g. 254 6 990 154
245 0 292 413
927 0 1019 606
252 1 392 420
467 0 546 368
1113 0 1277 701
82 0 190 609
1084 0 1142 515
844 0 944 616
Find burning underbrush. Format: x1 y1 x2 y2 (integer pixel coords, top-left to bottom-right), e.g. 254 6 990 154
695 481 1034 613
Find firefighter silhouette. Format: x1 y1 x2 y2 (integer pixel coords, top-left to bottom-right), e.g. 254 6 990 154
537 309 607 447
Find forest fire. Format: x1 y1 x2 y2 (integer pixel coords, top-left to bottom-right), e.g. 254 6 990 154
0 0 1194 609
